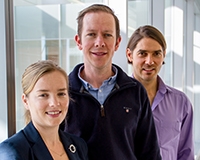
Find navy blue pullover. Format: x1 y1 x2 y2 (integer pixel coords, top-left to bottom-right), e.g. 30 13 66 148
64 63 161 160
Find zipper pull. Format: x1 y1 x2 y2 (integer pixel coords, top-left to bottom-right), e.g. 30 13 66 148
100 105 105 117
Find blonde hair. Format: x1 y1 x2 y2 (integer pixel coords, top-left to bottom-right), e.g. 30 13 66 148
21 60 69 124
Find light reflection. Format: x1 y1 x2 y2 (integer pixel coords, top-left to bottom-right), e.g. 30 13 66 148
187 85 200 94
194 31 200 64
173 6 183 57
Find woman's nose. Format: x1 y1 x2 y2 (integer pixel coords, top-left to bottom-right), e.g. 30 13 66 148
49 96 60 107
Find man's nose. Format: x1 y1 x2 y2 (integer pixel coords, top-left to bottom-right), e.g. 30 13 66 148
145 55 154 65
94 35 105 47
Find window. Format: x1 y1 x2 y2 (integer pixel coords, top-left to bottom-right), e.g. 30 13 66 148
14 0 103 131
127 0 150 75
194 0 200 155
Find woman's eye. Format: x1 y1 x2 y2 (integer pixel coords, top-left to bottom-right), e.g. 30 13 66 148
39 94 48 97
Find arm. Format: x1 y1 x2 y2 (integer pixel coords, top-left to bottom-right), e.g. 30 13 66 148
178 98 194 160
0 142 22 160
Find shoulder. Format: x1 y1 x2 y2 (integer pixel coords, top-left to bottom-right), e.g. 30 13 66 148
69 63 82 79
164 85 193 113
159 76 191 103
0 130 27 147
68 64 83 90
166 85 190 101
0 141 19 160
0 130 27 160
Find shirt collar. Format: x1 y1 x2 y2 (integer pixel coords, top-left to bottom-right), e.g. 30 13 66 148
78 65 118 90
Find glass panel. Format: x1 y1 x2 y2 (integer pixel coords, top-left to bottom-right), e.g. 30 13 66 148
164 0 175 86
0 0 8 141
164 0 186 89
14 0 103 131
194 1 200 155
127 0 150 38
127 0 150 75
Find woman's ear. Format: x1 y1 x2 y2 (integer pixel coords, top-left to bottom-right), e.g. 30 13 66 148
22 93 29 110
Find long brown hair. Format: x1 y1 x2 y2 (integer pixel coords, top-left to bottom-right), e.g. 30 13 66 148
127 25 167 64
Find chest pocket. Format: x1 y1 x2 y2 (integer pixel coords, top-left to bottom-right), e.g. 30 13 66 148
155 119 181 146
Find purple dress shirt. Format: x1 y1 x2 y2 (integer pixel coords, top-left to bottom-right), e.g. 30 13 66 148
152 76 194 160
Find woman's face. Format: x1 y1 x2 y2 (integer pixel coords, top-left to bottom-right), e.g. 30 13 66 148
22 70 69 130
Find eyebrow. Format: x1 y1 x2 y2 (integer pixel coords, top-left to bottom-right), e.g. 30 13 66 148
86 29 113 33
36 88 68 92
137 49 162 53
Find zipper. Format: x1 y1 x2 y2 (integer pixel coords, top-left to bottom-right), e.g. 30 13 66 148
81 89 106 117
100 105 105 117
77 84 135 117
78 89 106 117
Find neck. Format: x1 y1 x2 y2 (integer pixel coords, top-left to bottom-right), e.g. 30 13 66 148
33 123 68 159
33 123 60 145
135 76 158 106
81 65 114 88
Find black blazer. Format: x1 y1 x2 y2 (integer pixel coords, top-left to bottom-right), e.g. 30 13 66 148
0 122 88 160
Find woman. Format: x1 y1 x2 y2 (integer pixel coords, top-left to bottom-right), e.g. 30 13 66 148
0 60 88 160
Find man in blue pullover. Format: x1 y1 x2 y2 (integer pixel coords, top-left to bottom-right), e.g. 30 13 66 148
64 4 161 160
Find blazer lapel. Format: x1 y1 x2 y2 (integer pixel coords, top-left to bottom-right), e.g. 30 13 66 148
23 122 53 160
59 131 82 160
24 122 83 160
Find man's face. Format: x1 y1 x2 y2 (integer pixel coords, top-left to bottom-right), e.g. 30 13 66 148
75 11 121 70
127 37 165 83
